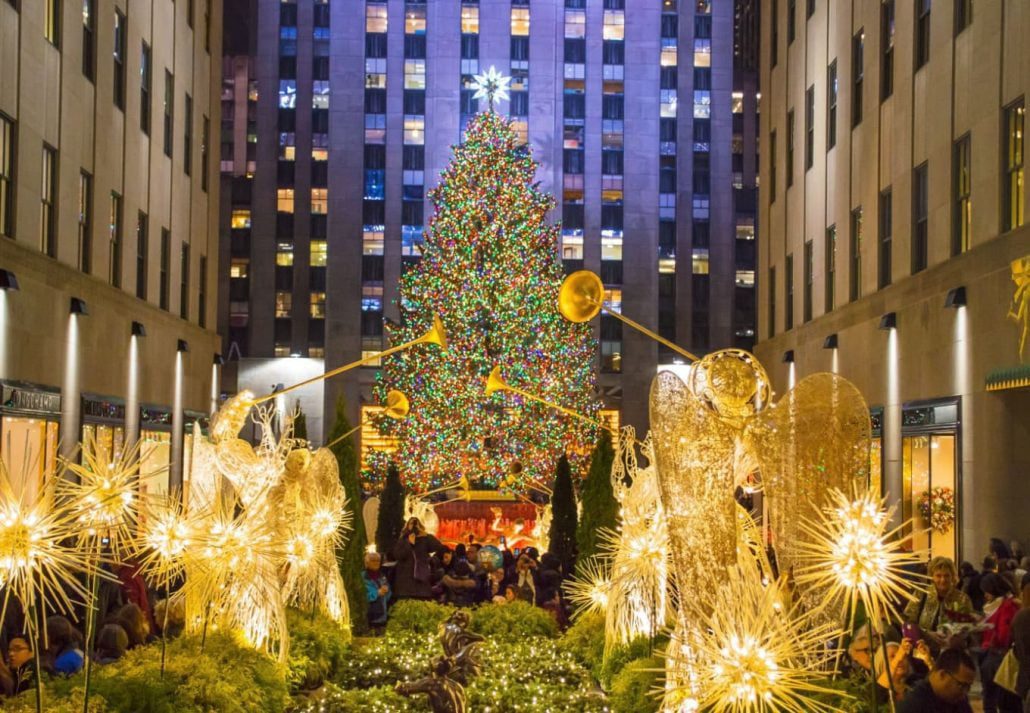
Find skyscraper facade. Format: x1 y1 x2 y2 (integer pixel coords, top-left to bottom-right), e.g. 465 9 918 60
0 0 222 492
220 0 758 438
756 0 1030 560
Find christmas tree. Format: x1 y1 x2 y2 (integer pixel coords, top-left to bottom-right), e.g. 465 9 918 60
372 108 598 493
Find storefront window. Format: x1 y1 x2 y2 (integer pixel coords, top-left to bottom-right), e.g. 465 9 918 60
81 424 126 465
0 417 58 503
139 430 171 499
903 433 957 561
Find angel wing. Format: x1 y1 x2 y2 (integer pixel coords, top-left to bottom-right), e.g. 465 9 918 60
744 372 871 578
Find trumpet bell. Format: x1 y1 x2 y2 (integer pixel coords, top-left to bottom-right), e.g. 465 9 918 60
420 315 448 350
485 366 510 396
559 270 604 323
384 390 410 419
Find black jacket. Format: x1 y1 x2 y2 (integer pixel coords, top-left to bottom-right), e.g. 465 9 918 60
391 533 444 599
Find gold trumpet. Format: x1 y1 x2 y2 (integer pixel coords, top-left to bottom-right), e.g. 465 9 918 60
559 270 698 362
323 390 409 450
486 365 631 442
416 474 471 500
252 316 447 405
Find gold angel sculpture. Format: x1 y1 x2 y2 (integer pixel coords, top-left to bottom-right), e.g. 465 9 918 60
649 349 870 709
1009 255 1030 362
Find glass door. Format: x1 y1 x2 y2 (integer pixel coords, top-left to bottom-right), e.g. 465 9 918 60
902 433 957 561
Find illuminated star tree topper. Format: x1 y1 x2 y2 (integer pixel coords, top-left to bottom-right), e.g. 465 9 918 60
470 65 512 110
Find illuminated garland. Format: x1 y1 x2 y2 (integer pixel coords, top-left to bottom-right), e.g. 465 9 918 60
371 111 598 493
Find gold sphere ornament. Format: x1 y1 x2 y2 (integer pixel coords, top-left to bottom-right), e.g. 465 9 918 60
558 270 604 323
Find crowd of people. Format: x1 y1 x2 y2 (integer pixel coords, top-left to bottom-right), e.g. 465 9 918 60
0 560 184 699
848 538 1030 713
362 516 570 634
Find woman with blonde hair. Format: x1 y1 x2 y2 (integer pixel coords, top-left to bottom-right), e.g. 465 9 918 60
903 556 975 653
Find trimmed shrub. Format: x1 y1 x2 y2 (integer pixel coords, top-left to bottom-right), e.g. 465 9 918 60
576 431 618 561
376 464 406 555
600 636 655 689
292 683 416 713
469 601 559 641
548 454 578 576
286 608 351 691
558 611 605 675
385 599 452 637
609 656 663 713
326 396 370 635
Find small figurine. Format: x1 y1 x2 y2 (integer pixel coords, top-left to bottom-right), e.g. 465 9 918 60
395 655 467 713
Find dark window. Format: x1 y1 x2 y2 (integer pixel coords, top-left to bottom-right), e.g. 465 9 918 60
953 134 971 255
311 109 328 133
365 33 386 58
159 228 170 310
661 15 677 38
113 10 126 109
787 0 796 43
403 90 425 115
825 224 836 311
461 34 479 59
186 0 193 27
769 130 777 202
955 0 972 34
279 2 296 25
140 43 151 134
852 30 864 127
0 114 13 239
78 171 92 273
41 145 57 257
511 36 529 61
602 150 623 175
916 0 931 69
881 1 894 100
279 56 296 79
803 240 813 322
511 92 528 116
201 116 209 191
563 204 584 231
82 0 95 80
136 211 148 299
603 40 624 65
912 163 928 273
183 94 192 175
564 93 585 119
693 68 710 90
109 191 122 287
850 207 862 301
313 57 329 80
767 266 776 337
827 60 838 149
163 71 173 157
661 67 677 90
1004 98 1025 232
402 200 422 226
785 253 794 330
179 243 190 320
313 3 329 27
694 15 710 39
198 255 207 327
805 85 814 169
770 0 778 67
786 109 795 187
602 95 623 120
878 188 892 288
564 149 584 174
402 145 423 170
365 89 387 114
565 38 586 63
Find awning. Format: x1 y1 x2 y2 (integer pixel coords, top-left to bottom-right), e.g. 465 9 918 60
986 364 1030 392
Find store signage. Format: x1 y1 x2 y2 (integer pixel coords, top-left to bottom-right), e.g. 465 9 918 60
1 385 61 415
81 398 125 422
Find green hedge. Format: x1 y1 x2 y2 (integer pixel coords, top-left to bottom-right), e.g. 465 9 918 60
558 611 606 676
469 600 559 641
385 599 453 637
609 656 663 713
286 608 351 691
291 683 416 712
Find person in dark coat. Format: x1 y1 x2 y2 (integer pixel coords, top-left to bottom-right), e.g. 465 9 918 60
391 517 444 600
897 648 976 713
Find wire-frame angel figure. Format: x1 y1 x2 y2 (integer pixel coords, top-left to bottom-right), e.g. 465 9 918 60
649 348 872 711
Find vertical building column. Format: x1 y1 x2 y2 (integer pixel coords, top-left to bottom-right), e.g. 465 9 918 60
170 349 185 491
60 313 83 464
125 334 141 446
883 325 902 529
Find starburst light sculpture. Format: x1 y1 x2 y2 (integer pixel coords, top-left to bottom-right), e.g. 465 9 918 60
564 554 611 616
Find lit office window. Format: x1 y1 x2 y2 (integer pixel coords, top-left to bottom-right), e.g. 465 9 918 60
277 188 295 213
511 7 529 36
366 3 387 33
461 4 479 33
310 240 328 266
